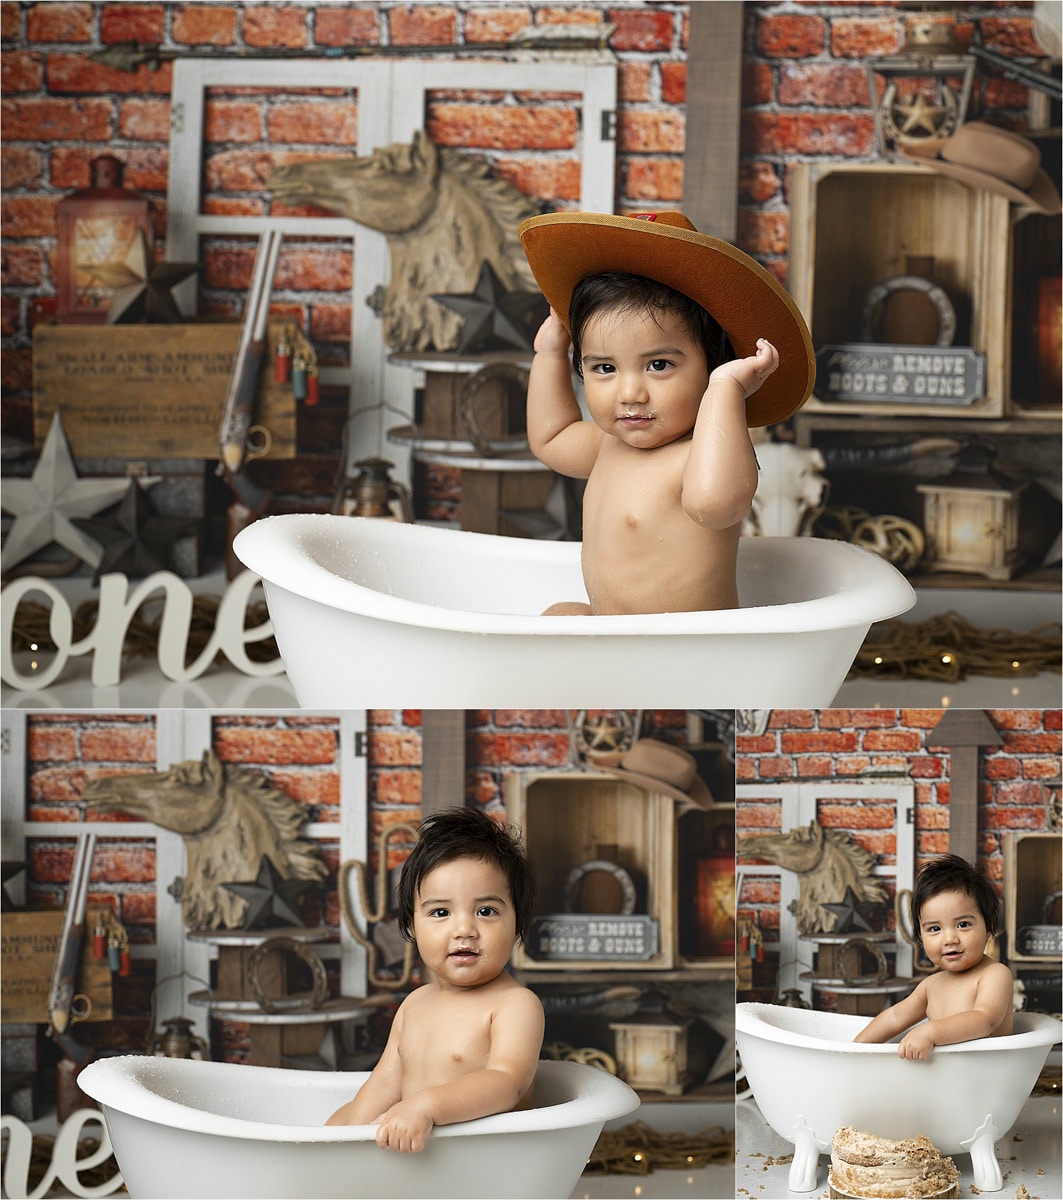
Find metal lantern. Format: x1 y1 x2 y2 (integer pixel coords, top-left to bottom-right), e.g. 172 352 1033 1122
332 457 413 521
609 990 691 1096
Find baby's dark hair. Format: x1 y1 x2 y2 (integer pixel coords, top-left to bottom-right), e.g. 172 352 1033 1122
396 806 536 944
911 853 1001 939
568 271 732 379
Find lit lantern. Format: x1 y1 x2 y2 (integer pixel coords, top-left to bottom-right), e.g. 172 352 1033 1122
609 990 691 1096
917 460 1026 581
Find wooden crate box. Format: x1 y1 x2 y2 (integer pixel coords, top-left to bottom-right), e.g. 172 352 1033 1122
789 161 1010 419
1004 831 1062 963
506 771 676 971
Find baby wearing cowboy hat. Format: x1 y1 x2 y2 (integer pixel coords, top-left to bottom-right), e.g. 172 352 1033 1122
520 211 815 616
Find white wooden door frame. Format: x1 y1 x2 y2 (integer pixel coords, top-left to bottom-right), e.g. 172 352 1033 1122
166 58 617 481
736 780 915 1003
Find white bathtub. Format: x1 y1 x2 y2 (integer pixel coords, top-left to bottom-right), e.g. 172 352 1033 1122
77 1055 639 1199
735 1001 1060 1194
233 516 914 707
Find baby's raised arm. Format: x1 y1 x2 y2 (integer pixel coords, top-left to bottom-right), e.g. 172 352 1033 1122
325 1010 404 1126
526 309 603 478
853 980 929 1047
374 987 544 1154
681 338 777 529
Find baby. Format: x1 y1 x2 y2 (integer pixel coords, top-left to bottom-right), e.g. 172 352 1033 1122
326 807 544 1152
519 210 815 616
854 854 1013 1060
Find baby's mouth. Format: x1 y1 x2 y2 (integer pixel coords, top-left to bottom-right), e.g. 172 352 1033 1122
449 946 480 958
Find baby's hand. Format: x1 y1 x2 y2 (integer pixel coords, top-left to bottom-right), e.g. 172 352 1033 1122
533 307 572 356
374 1099 434 1153
709 337 779 398
897 1026 935 1062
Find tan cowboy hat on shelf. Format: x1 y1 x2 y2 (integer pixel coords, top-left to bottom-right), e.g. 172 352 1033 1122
587 738 713 812
900 120 1061 216
519 209 816 428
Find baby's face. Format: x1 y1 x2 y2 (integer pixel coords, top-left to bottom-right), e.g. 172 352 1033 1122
412 855 517 991
918 889 988 973
579 304 709 449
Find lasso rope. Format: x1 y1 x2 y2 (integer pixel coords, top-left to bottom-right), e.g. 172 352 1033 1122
9 597 279 663
850 612 1061 681
585 1121 734 1175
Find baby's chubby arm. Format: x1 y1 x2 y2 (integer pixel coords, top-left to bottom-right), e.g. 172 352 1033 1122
526 309 603 478
681 339 777 529
324 1008 405 1126
853 980 929 1048
374 987 544 1154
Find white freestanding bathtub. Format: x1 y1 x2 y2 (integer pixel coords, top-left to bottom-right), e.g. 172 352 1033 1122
233 516 915 707
77 1055 639 1199
735 1002 1061 1194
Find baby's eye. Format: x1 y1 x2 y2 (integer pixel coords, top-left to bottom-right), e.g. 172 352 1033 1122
477 905 499 917
429 907 450 918
647 358 673 372
590 362 616 375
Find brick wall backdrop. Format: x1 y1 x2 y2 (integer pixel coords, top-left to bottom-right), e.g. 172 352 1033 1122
19 707 691 1058
1 0 1045 444
734 707 1062 985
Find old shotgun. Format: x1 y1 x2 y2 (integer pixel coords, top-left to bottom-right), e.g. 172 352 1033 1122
217 228 283 515
47 831 97 1064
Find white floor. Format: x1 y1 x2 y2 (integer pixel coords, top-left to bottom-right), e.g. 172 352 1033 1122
735 1092 1062 1200
572 1101 735 1200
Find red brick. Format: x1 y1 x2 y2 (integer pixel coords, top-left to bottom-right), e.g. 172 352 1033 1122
995 779 1052 807
608 8 675 52
0 343 32 390
93 842 156 884
2 49 44 93
464 7 530 44
1 97 114 141
371 769 421 808
861 730 923 753
980 16 1043 57
831 17 903 59
781 731 859 754
265 768 340 809
266 102 358 146
314 7 381 46
80 727 157 763
984 754 1021 781
739 160 781 205
834 755 871 775
818 803 897 830
100 3 166 44
2 244 43 288
797 755 834 777
743 110 875 157
26 2 92 43
172 4 237 46
1 4 21 40
0 144 42 189
739 879 780 904
736 208 789 259
214 728 337 765
900 709 950 729
205 100 264 143
618 61 653 104
757 756 796 780
778 62 871 108
120 890 156 925
492 155 581 202
624 157 683 202
983 806 1051 830
387 5 457 46
1023 757 1062 780
1 294 19 337
915 804 950 829
660 62 686 105
309 302 353 344
117 97 172 141
45 51 171 95
769 710 816 729
27 726 79 762
492 710 569 729
467 731 569 768
535 7 601 27
1003 732 1061 755
369 731 422 767
618 111 685 154
428 104 578 150
755 14 826 59
244 4 309 48
988 709 1045 730
1044 710 1061 731
908 755 944 778
743 62 774 106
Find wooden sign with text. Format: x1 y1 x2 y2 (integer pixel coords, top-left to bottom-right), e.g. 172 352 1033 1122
1 909 113 1024
525 914 660 961
33 322 296 459
815 344 986 406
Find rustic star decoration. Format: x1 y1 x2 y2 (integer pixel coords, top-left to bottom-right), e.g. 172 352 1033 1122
106 229 198 324
71 481 199 583
1 412 132 573
432 260 547 353
823 885 878 934
222 855 315 930
890 92 951 139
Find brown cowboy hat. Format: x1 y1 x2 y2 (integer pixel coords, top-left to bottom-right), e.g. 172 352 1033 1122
518 209 816 427
587 738 713 811
900 121 1061 216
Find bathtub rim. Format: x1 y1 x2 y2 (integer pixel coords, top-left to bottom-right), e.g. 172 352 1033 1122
735 1001 1062 1056
77 1055 639 1143
233 514 916 636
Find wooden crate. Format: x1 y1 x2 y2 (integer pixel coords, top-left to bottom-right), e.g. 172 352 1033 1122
1004 831 1062 963
1006 210 1063 417
0 907 114 1024
789 161 1010 418
506 771 676 971
33 320 297 460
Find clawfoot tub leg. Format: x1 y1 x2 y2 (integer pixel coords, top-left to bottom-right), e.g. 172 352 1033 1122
786 1115 829 1192
961 1114 1003 1192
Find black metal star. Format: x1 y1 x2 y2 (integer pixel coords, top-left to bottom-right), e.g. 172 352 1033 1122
106 230 198 324
432 260 547 353
221 856 315 930
71 482 199 583
823 885 878 934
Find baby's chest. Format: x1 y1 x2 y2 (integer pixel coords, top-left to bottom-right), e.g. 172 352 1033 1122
400 1008 493 1071
924 975 978 1018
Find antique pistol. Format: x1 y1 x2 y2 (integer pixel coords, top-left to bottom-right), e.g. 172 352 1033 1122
47 832 96 1049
